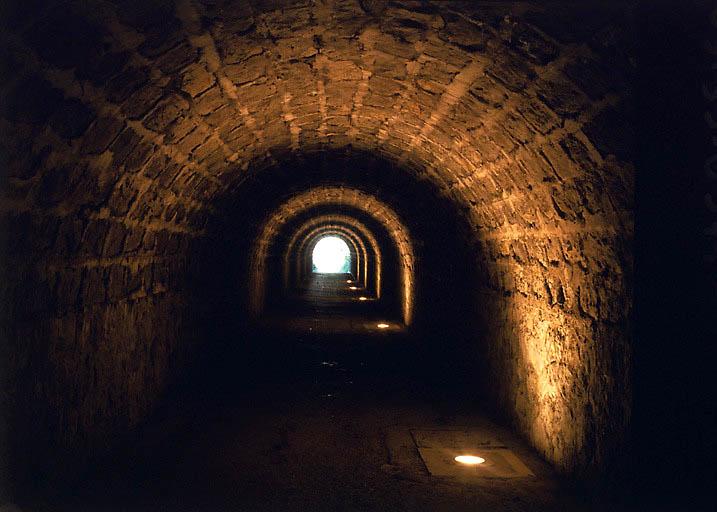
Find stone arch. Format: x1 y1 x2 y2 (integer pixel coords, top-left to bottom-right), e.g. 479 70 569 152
249 187 415 325
0 0 635 486
285 215 383 293
287 224 369 284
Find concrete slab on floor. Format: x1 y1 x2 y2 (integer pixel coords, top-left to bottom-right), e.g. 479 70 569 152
385 426 538 480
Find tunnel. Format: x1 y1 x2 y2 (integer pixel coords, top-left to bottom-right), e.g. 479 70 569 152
0 1 714 511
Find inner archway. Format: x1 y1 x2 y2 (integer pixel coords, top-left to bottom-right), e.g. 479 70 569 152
311 236 351 274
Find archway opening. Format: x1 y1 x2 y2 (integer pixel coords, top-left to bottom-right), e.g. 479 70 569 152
311 236 352 274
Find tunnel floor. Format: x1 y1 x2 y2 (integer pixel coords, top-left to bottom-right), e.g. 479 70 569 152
259 273 404 334
32 277 594 512
37 342 583 511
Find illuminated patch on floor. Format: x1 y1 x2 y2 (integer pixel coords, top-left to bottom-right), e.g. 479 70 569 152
411 429 534 478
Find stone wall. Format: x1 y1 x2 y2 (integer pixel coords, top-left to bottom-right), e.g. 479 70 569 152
1 206 196 486
477 231 632 474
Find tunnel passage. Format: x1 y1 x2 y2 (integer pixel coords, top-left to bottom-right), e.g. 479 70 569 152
297 225 370 289
247 186 416 326
0 0 635 500
284 214 385 303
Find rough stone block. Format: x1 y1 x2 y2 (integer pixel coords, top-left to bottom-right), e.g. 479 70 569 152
559 135 595 170
165 117 197 143
468 76 507 107
182 65 215 97
273 36 317 61
103 223 128 257
224 55 268 85
516 99 558 134
144 95 190 133
373 33 418 60
110 128 143 168
536 79 585 118
323 59 363 81
156 41 198 74
121 84 165 120
144 153 171 179
194 87 225 116
175 125 210 154
508 20 558 65
123 226 145 253
124 141 155 174
106 67 150 104
80 219 110 256
71 163 119 208
81 117 125 154
439 14 488 51
108 180 138 217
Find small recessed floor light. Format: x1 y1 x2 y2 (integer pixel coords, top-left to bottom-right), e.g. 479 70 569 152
346 280 353 283
359 296 368 301
454 455 485 465
377 323 390 329
349 286 358 290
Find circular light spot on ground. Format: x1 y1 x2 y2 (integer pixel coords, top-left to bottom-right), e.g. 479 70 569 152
454 455 485 465
359 296 368 301
377 323 390 329
349 286 358 290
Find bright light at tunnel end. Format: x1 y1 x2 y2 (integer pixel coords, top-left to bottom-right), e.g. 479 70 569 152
454 455 485 465
312 236 351 274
